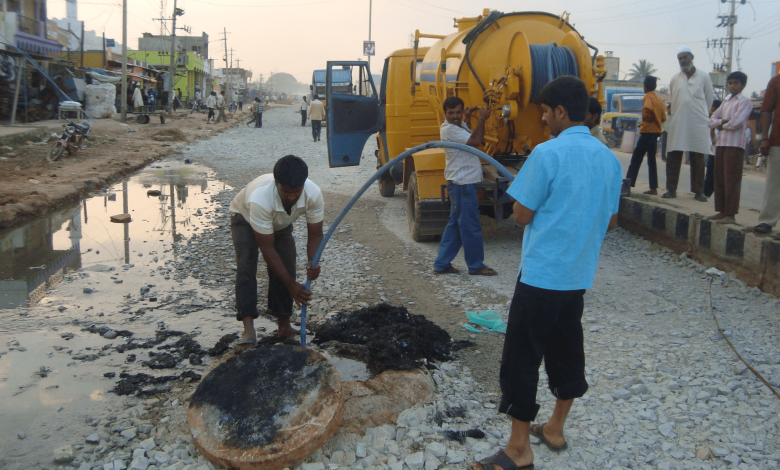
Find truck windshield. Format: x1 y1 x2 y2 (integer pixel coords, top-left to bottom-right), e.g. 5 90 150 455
621 96 643 113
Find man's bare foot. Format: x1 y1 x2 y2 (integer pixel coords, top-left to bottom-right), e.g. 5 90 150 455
716 215 736 224
708 213 727 220
277 318 300 338
643 189 658 195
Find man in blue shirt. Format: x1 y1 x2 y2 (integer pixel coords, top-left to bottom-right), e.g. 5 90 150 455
476 76 622 470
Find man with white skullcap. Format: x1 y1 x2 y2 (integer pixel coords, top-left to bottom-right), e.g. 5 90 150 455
664 45 715 201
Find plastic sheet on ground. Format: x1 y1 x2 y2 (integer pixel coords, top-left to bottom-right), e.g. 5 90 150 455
463 310 507 333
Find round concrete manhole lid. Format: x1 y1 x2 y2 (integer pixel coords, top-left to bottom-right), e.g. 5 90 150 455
188 345 344 470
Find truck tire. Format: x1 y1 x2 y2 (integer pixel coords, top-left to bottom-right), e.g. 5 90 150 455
378 173 395 197
407 172 433 242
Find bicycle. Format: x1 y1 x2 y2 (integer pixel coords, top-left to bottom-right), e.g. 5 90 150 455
189 98 205 115
229 101 238 114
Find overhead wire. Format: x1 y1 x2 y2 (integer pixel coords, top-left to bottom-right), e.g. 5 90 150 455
385 0 455 19
186 0 342 6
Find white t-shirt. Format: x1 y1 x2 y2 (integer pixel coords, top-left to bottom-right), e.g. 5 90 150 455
301 100 308 111
440 120 483 185
229 174 325 235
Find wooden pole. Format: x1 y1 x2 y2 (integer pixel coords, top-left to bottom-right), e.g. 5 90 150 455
10 58 24 125
80 21 85 68
167 0 178 113
121 0 128 122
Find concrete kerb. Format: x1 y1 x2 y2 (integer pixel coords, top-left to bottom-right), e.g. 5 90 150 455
618 195 780 295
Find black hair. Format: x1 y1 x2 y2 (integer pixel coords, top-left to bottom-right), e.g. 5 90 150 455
588 97 602 120
726 71 747 86
273 155 308 188
537 76 588 122
644 75 658 91
712 99 722 109
442 96 465 112
313 94 320 100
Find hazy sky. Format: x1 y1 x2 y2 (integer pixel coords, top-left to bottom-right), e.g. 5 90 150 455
49 0 780 94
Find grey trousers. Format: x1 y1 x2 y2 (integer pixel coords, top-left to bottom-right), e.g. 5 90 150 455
231 213 296 321
758 146 780 227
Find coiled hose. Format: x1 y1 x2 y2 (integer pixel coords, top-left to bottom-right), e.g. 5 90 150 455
299 141 515 347
529 43 579 103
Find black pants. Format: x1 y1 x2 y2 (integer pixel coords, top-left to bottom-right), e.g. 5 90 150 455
301 110 307 126
255 112 263 128
704 154 715 198
238 101 243 111
207 108 215 121
625 133 660 190
231 213 296 321
499 279 588 422
312 120 322 141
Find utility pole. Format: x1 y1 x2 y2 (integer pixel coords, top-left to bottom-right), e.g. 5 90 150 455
368 0 372 67
725 0 736 73
167 0 179 112
121 0 127 122
222 28 230 102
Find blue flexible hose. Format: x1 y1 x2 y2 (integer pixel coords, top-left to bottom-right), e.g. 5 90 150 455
300 141 515 347
529 43 579 103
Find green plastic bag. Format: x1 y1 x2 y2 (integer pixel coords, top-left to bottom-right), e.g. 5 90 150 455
463 310 507 333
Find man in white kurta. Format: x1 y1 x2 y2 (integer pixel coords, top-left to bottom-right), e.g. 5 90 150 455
664 46 715 201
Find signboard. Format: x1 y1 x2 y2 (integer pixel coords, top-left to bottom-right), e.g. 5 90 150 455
363 41 375 57
105 39 115 48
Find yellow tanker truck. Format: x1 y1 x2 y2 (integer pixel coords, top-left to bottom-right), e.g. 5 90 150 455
324 9 606 241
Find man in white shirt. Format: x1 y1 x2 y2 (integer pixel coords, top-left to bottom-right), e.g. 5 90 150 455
215 91 227 123
664 45 715 201
433 96 496 276
300 96 308 127
205 91 216 124
308 95 326 142
228 155 325 350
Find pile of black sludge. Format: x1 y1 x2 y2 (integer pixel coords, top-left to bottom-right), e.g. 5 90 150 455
311 303 453 373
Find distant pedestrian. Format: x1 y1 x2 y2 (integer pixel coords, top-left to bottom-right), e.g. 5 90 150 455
132 84 143 112
238 92 243 111
707 71 751 225
254 97 264 128
300 96 308 127
216 91 227 123
583 97 608 146
744 127 752 164
703 99 722 198
206 91 216 124
664 46 715 201
625 76 666 195
308 95 325 141
753 73 780 236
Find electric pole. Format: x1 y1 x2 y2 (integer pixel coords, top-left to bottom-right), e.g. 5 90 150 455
726 0 736 73
167 0 179 112
121 0 127 122
222 28 230 102
368 0 372 67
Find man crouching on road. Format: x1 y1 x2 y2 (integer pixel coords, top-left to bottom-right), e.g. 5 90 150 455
474 77 622 470
228 155 324 351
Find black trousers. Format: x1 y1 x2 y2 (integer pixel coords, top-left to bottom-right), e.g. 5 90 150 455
238 101 243 111
312 120 322 140
231 213 296 321
255 112 263 128
301 110 307 126
499 279 588 422
207 107 215 121
704 154 715 198
625 133 660 190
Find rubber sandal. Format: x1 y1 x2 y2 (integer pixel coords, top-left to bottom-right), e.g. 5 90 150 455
529 423 568 452
661 191 676 199
475 450 533 470
434 266 461 275
470 267 497 276
233 338 256 354
755 223 772 234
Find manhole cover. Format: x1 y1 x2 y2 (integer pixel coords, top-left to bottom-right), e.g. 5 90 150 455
188 345 344 470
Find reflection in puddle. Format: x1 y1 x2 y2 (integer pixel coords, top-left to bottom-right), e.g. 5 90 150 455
0 162 230 310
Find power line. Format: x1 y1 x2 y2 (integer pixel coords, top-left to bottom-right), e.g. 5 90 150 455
385 0 454 20
186 0 341 6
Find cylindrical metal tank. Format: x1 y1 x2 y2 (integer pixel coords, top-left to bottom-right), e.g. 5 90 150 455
417 10 601 156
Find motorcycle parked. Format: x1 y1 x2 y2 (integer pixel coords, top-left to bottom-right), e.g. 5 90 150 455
46 120 91 162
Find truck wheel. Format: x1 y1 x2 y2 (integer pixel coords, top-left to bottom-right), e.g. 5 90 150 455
378 174 395 197
407 172 434 242
606 136 617 149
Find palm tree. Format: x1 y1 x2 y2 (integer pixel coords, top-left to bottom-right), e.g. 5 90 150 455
628 59 658 82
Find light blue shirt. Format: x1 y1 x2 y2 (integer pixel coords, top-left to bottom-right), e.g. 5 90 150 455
507 126 622 291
